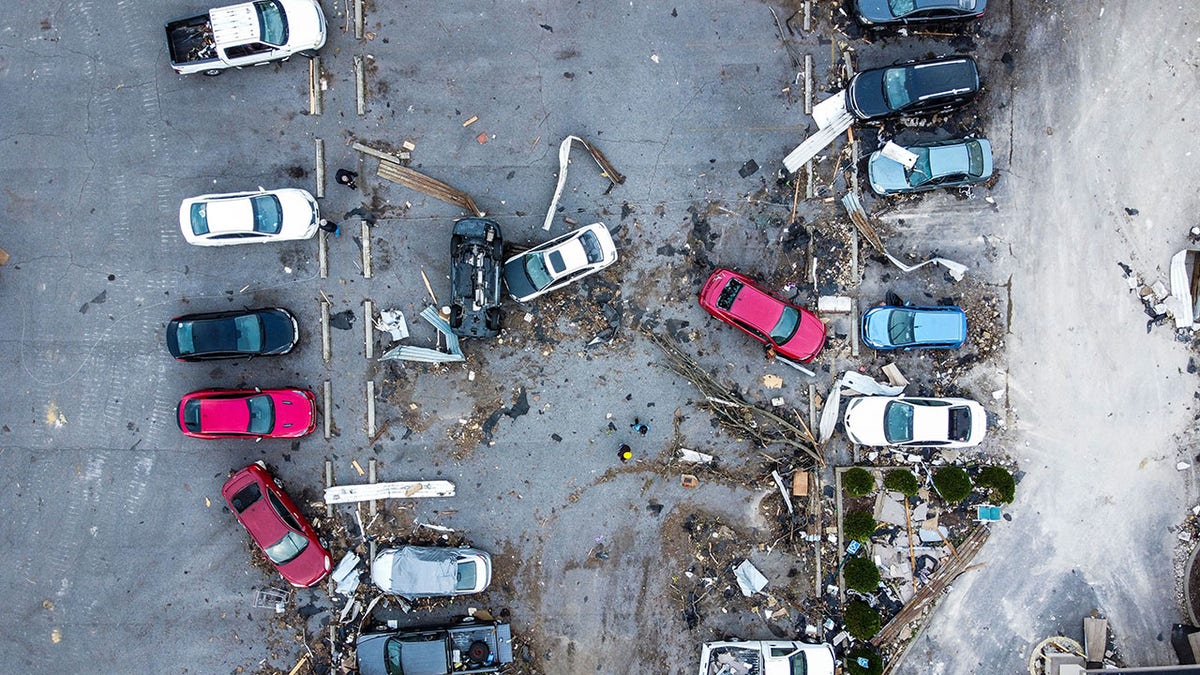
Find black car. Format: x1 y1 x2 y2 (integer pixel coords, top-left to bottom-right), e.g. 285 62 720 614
356 619 514 675
165 307 298 361
449 218 504 338
846 56 979 121
854 0 986 27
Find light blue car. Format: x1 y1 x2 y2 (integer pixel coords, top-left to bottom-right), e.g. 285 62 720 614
862 305 967 350
867 138 993 195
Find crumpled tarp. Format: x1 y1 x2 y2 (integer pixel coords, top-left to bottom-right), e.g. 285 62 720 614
376 546 459 597
733 559 768 597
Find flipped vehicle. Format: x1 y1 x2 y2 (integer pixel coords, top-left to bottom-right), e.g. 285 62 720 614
370 546 492 597
357 619 514 675
698 268 827 363
179 187 319 246
166 307 299 361
167 0 326 76
698 640 836 675
449 218 504 338
867 138 993 195
177 387 317 440
502 222 617 302
843 396 987 448
854 0 987 27
861 304 967 350
221 462 331 587
847 56 980 121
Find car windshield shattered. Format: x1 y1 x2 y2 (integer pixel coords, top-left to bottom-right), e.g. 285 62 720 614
230 482 262 513
887 309 916 345
716 278 743 311
907 148 933 187
234 315 264 352
246 394 275 434
966 140 985 176
770 306 801 344
883 400 914 443
250 195 283 234
889 0 917 13
264 530 308 564
883 67 912 109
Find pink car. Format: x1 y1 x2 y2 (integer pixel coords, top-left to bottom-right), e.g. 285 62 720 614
699 268 827 363
177 387 317 440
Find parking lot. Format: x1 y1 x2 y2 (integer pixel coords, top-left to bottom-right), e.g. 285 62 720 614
2 1 1200 673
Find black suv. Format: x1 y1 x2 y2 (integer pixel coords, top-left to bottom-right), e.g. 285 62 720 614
846 56 979 121
853 0 987 27
165 307 298 361
449 217 504 338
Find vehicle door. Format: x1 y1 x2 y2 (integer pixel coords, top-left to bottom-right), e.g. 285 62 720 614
221 42 279 66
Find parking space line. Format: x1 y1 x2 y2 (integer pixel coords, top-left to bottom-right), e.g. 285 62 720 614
804 54 813 115
320 299 331 363
314 138 325 198
318 230 328 279
354 0 364 39
354 56 365 116
308 56 322 116
368 458 377 517
850 297 860 358
366 381 376 439
363 299 374 358
361 222 372 279
324 458 333 517
323 380 332 440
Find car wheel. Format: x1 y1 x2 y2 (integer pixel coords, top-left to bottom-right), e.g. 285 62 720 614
485 308 502 332
449 305 463 329
203 68 223 77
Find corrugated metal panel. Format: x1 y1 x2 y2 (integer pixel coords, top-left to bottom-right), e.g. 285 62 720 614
378 306 465 363
210 3 259 46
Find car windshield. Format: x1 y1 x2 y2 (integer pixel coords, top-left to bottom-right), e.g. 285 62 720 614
250 195 283 234
907 149 933 187
948 406 972 441
716 278 743 311
887 309 916 345
883 401 914 443
888 0 917 14
182 399 202 432
190 203 209 235
966 141 984 176
456 560 477 591
883 67 912 109
254 0 288 46
579 230 603 263
229 482 262 513
246 394 275 434
176 322 196 355
524 253 554 290
234 315 264 352
384 638 406 675
264 530 308 564
770 306 801 344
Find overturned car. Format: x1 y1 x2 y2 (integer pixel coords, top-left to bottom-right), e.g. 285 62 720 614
449 218 504 338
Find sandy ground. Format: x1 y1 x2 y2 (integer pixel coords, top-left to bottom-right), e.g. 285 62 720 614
897 2 1200 672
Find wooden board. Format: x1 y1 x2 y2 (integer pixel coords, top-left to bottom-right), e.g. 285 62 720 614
792 470 810 497
324 480 456 504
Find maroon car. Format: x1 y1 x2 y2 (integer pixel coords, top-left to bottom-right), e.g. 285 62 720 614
221 463 331 588
698 268 827 362
177 387 317 440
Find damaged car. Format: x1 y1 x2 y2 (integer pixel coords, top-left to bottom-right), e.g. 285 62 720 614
843 396 987 448
370 545 492 598
449 218 504 338
502 222 617 302
698 640 836 675
699 268 827 363
846 56 980 122
854 0 987 27
357 618 514 675
867 138 993 195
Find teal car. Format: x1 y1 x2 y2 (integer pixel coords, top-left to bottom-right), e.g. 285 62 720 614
867 138 993 195
862 305 966 350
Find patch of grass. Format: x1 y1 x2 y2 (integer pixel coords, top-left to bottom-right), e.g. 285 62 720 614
843 509 879 543
977 465 1015 503
844 467 877 497
844 556 881 593
933 466 972 502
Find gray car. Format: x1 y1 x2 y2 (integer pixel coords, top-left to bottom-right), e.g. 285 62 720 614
854 0 987 26
370 545 492 598
867 138 993 195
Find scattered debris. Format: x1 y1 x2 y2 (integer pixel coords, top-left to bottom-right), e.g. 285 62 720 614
762 374 784 389
541 136 626 231
678 448 714 464
818 371 905 443
331 553 362 596
738 159 760 178
817 296 853 313
681 474 699 488
842 191 967 281
733 559 769 596
882 362 909 387
376 160 482 216
379 306 465 364
375 309 409 341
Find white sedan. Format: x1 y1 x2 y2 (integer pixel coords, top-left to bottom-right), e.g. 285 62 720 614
843 396 987 448
179 188 319 246
502 222 617 302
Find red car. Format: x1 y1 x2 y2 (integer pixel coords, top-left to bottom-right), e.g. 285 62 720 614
698 268 827 362
221 463 331 588
177 387 317 440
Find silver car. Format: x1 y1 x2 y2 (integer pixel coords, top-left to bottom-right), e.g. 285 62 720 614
370 546 492 598
867 138 993 195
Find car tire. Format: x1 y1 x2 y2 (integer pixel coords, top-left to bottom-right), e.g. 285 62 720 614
203 68 223 77
485 308 502 332
449 305 463 329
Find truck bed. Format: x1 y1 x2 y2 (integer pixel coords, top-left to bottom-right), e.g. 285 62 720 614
166 14 216 65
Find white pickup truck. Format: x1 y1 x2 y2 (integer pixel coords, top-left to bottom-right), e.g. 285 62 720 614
166 0 325 76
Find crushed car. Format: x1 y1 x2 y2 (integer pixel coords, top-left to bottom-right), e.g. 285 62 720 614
449 218 504 338
357 618 514 675
867 137 993 195
370 545 493 598
699 268 827 363
698 640 836 675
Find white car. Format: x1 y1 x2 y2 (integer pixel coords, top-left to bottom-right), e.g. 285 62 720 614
502 222 617 302
698 640 835 675
370 546 492 598
843 396 987 448
179 188 319 246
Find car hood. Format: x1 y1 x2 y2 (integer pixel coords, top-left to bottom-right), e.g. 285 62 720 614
279 538 330 587
848 69 891 119
853 0 895 23
861 307 896 347
275 189 319 240
842 396 891 445
356 633 392 675
778 310 827 362
259 309 299 353
269 389 315 436
502 256 538 301
280 0 326 49
867 151 911 194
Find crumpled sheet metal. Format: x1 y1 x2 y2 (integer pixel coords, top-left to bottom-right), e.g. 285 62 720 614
818 371 906 443
841 191 968 282
379 305 464 363
541 135 625 231
733 559 769 597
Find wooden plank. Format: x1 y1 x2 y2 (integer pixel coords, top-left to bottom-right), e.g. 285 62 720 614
376 160 481 215
792 470 810 497
352 141 402 165
324 480 457 504
0 246 9 266
1083 616 1108 663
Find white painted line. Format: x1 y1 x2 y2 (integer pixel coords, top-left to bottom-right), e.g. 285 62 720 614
323 380 332 440
324 458 334 517
314 138 326 198
354 0 364 40
361 221 372 279
321 300 331 363
363 299 374 359
804 54 813 115
366 380 376 439
309 56 322 116
318 229 328 279
354 56 365 116
851 297 860 358
368 458 377 517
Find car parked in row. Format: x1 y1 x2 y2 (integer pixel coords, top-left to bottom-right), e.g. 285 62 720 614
449 218 504 338
698 640 836 675
699 268 827 363
179 187 319 246
166 307 299 361
221 462 331 587
847 55 980 122
862 304 967 350
177 387 317 440
502 222 617 302
868 138 993 195
853 0 987 27
843 396 987 448
370 545 492 598
357 618 514 675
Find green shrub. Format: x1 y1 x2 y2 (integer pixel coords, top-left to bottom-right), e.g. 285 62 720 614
846 646 884 675
977 466 1016 504
933 466 972 502
843 510 879 543
843 556 881 593
883 469 920 496
844 600 881 640
844 467 877 497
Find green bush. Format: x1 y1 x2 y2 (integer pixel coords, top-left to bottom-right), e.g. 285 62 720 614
844 467 877 497
846 646 884 675
844 600 881 640
883 469 920 496
977 466 1016 504
933 466 972 502
843 556 881 593
843 510 879 543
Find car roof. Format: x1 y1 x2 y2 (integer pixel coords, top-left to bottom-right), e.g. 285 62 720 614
910 307 966 341
908 58 978 97
927 142 973 177
546 236 589 277
203 198 254 234
200 398 249 432
728 281 785 332
225 470 292 548
915 0 978 9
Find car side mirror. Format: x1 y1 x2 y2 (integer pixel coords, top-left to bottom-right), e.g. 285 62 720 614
255 436 263 443
254 386 262 393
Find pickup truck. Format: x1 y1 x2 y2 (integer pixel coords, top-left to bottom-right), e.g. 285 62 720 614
357 619 514 675
698 640 836 675
166 0 325 76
